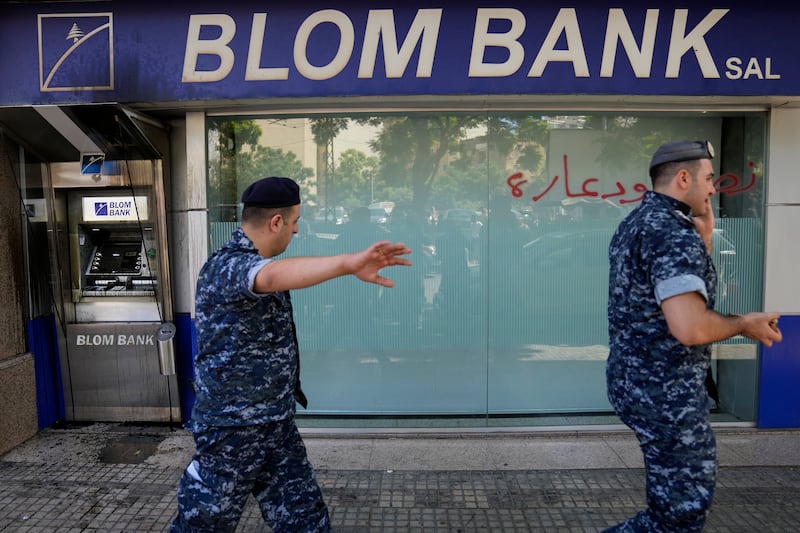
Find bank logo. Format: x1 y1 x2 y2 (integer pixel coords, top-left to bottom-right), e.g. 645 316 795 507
94 202 109 217
37 12 114 92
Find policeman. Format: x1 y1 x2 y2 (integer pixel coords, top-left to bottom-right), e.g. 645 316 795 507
170 177 412 533
603 141 782 532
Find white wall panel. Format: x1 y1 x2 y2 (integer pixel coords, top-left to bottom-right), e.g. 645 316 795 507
764 107 800 313
767 108 800 204
764 205 800 313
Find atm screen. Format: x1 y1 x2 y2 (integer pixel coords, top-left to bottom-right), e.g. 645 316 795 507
87 242 143 275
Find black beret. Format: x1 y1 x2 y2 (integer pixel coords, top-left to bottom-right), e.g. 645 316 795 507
649 140 715 177
241 177 300 208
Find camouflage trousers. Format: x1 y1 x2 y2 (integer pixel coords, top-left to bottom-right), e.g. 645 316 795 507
604 365 717 532
170 419 330 533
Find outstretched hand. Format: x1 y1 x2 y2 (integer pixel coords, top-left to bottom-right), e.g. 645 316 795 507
345 241 412 287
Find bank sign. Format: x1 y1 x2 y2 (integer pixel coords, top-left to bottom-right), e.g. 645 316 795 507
82 196 148 222
0 0 796 105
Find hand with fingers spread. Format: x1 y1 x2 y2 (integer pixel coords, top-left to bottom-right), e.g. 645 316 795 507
345 241 412 287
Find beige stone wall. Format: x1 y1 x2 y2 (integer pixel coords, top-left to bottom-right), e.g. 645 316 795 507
0 138 38 456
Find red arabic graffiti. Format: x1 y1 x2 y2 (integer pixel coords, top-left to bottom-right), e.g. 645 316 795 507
507 155 758 205
713 160 757 195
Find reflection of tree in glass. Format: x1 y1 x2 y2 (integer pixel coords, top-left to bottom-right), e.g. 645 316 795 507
359 115 482 211
588 113 767 218
332 149 379 206
311 117 349 209
207 120 262 221
587 114 719 179
207 119 313 222
488 114 551 199
302 115 554 218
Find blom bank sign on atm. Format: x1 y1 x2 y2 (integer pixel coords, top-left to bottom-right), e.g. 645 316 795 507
82 196 148 222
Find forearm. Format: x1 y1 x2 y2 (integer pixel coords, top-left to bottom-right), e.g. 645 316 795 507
251 240 412 293
662 293 781 346
685 309 745 346
254 255 350 293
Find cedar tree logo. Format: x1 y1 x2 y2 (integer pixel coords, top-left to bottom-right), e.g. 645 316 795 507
37 12 114 92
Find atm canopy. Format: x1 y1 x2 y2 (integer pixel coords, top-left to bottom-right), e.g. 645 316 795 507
0 104 163 162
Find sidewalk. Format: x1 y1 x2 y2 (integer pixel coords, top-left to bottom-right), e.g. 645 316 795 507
1 423 799 531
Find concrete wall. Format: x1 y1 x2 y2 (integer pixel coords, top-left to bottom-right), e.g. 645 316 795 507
765 107 800 313
170 112 207 319
0 139 38 455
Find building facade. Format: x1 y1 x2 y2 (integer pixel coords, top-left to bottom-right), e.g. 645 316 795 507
0 1 798 450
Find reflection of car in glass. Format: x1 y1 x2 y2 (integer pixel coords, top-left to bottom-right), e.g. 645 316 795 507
369 201 395 216
511 208 537 230
314 206 349 225
512 225 740 345
443 208 479 224
369 206 389 224
442 208 482 239
517 227 614 345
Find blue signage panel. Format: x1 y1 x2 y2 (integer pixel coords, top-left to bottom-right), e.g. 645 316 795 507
758 316 800 428
0 1 797 106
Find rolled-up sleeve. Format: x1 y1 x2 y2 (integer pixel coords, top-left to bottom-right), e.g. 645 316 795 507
246 258 272 296
655 274 708 305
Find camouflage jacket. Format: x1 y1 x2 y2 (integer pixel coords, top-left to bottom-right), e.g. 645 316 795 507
607 191 717 385
189 227 299 429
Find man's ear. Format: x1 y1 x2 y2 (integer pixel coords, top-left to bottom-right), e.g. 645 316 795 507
268 213 283 232
676 169 690 189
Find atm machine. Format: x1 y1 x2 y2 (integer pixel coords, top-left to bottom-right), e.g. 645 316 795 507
51 155 179 422
0 104 180 422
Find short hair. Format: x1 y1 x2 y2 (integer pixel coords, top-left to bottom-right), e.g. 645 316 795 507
241 204 293 225
650 159 702 188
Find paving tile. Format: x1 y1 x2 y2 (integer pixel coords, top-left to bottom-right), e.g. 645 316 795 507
2 425 800 532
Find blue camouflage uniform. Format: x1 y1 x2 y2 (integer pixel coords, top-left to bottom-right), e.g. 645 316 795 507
170 228 330 533
604 191 717 532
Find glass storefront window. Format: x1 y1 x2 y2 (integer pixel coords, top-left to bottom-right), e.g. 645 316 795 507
206 110 767 428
